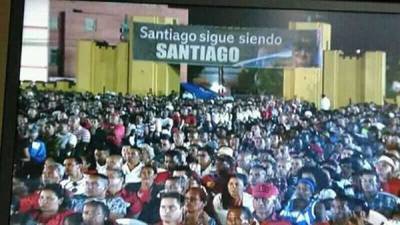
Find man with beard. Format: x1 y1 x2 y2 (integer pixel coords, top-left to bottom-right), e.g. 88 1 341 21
93 143 110 175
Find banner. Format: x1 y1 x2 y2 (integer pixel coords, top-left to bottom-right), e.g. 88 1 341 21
132 22 322 68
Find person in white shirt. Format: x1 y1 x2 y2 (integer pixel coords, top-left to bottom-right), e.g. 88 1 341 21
122 147 143 184
320 94 331 111
60 156 86 195
196 146 215 177
94 145 110 176
213 174 254 225
68 115 91 144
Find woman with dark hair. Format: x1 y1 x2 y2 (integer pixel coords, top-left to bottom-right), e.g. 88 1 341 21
184 187 216 225
28 184 73 225
213 174 254 225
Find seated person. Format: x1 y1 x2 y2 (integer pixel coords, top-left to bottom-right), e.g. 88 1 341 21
226 207 254 225
157 192 185 225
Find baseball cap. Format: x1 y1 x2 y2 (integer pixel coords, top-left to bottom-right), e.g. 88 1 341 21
252 183 279 199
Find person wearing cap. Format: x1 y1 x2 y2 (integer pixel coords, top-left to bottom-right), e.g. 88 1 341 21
280 178 326 225
252 183 290 225
247 164 269 194
358 169 400 217
375 154 400 197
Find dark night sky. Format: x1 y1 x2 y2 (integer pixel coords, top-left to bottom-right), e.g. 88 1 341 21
188 6 400 63
187 6 400 95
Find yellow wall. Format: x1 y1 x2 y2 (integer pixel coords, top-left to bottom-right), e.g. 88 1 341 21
76 41 94 92
284 68 322 105
74 16 181 96
323 50 386 108
129 16 180 96
364 52 386 104
283 22 331 107
115 42 129 94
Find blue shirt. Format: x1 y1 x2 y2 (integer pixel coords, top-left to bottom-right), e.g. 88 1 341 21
280 199 317 225
28 140 46 163
362 192 400 217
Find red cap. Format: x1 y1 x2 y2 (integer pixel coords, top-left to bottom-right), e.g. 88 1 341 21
252 183 279 198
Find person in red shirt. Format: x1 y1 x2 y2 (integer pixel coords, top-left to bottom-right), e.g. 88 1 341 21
155 150 184 185
19 162 65 213
103 113 125 150
375 154 400 197
251 183 290 225
126 164 164 224
28 184 73 225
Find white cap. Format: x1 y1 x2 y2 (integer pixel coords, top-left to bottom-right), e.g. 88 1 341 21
305 111 313 118
377 155 396 169
217 146 234 158
318 189 336 200
68 134 78 147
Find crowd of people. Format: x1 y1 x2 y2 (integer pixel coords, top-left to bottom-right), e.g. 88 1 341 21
9 87 400 225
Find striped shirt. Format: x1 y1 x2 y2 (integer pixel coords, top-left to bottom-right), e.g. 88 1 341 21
72 126 91 143
280 199 317 225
